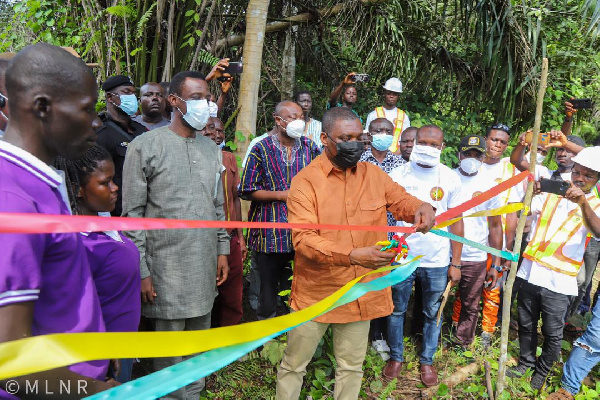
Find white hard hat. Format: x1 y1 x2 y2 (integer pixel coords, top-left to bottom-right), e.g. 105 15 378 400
382 77 403 93
571 146 600 173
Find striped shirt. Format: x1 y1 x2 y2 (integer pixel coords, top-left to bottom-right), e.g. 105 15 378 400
304 118 322 147
359 148 406 240
240 134 321 253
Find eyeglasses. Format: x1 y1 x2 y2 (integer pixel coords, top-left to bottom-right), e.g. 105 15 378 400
490 123 511 134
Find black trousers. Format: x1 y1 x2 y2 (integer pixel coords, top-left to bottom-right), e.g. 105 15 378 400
517 278 570 377
256 252 294 320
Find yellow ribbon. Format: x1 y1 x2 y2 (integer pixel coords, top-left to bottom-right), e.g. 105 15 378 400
0 258 421 381
433 203 524 229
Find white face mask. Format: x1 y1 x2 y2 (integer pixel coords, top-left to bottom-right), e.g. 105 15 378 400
176 97 210 130
285 119 306 139
527 151 546 165
208 101 218 118
460 157 482 174
410 144 442 167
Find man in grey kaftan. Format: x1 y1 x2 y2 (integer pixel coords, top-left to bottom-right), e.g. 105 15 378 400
121 70 229 400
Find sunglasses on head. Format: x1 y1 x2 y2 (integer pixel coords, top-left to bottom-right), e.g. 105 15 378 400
490 123 511 134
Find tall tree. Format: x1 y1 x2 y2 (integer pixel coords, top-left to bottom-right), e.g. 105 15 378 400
234 0 271 158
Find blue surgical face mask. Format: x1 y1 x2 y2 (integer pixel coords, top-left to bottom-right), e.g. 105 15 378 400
112 94 138 116
371 134 394 151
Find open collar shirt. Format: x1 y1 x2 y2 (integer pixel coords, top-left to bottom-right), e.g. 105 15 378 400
287 154 424 323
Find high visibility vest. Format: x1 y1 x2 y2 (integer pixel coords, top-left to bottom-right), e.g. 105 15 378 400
375 107 405 152
523 193 600 276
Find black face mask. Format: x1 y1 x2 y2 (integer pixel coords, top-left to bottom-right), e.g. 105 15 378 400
327 135 365 169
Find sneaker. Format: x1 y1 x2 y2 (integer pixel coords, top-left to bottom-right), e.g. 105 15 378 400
530 371 547 391
546 388 575 400
507 363 530 378
371 339 391 361
372 339 391 353
481 331 493 349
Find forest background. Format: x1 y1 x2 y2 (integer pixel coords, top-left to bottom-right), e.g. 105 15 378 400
4 0 600 398
2 0 600 167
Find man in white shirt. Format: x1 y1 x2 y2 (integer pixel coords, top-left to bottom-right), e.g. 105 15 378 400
384 125 465 387
510 147 600 391
450 136 503 348
364 78 410 136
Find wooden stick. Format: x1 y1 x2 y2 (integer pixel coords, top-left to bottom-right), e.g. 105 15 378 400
421 361 480 399
485 361 495 400
436 281 453 326
496 58 549 396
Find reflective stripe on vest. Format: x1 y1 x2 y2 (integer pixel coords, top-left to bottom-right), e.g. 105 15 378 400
523 193 600 276
375 107 405 152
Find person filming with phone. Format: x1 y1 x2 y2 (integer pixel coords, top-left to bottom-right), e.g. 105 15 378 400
328 72 362 121
510 147 600 391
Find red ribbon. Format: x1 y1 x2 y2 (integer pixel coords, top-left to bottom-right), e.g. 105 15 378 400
0 171 530 234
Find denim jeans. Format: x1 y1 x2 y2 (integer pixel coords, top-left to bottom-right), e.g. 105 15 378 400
387 266 448 365
561 296 600 395
570 239 600 316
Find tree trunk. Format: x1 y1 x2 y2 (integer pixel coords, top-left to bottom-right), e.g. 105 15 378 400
280 1 296 100
161 0 176 82
233 0 271 159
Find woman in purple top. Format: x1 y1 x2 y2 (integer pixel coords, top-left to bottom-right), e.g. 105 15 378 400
56 145 141 382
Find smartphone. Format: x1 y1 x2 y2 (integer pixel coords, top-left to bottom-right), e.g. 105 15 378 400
524 131 550 147
540 178 570 196
570 98 593 110
351 74 370 83
223 61 243 75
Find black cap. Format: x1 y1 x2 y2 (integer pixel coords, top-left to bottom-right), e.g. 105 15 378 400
460 135 486 153
102 75 134 92
567 135 586 147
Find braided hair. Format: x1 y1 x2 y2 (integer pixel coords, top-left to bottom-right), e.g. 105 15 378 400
54 145 112 215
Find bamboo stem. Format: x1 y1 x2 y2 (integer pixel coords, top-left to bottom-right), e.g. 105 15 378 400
496 57 548 396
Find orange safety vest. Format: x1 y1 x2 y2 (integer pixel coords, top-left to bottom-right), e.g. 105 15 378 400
375 107 405 152
523 193 600 276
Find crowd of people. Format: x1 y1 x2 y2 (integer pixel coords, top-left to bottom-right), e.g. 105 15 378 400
2 43 600 400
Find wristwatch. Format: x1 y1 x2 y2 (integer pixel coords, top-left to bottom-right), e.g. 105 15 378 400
450 264 462 270
492 264 503 273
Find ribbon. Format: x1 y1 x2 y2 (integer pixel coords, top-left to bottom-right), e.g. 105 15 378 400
87 260 421 400
0 258 421 381
0 171 530 235
0 169 531 387
431 229 518 261
434 203 524 229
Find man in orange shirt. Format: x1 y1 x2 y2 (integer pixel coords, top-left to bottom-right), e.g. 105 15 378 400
276 107 436 399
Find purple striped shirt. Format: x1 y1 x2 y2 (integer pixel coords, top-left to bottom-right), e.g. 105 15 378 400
240 135 320 253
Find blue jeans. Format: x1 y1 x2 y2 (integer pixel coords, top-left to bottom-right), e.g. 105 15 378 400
561 297 600 395
387 266 448 365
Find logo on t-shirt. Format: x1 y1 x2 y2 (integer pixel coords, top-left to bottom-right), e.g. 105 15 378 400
472 191 482 198
430 186 444 201
495 178 503 184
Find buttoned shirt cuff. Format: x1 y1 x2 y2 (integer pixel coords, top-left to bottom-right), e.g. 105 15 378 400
217 241 230 256
332 249 352 267
140 259 151 280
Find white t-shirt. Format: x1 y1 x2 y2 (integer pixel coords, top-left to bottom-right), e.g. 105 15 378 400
516 193 591 296
454 169 502 262
242 132 269 167
365 107 410 132
390 161 466 268
509 165 553 203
